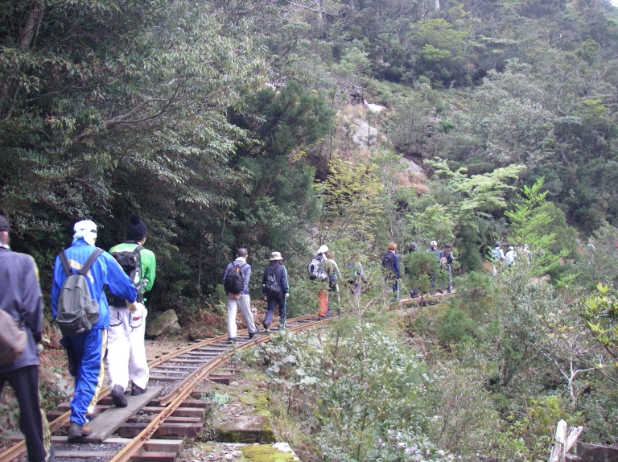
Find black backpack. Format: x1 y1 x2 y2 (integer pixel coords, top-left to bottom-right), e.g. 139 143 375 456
224 263 246 295
264 269 281 297
109 245 144 305
382 252 396 272
56 248 103 337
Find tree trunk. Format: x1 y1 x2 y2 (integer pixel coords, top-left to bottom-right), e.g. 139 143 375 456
19 1 44 50
435 0 440 10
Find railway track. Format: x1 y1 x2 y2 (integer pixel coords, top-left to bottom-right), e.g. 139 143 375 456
0 295 454 462
0 314 330 462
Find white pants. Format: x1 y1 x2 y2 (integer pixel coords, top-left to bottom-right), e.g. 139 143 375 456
226 294 257 339
107 303 149 391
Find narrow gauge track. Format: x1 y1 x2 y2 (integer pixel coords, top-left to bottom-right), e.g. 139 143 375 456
0 314 329 462
1 295 454 461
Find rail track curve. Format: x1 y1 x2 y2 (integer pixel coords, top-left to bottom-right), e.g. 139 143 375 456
0 314 330 462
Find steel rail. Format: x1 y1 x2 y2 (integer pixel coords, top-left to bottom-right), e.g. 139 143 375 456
110 316 331 462
0 313 326 462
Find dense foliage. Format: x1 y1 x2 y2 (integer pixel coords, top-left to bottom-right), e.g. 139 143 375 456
4 0 618 457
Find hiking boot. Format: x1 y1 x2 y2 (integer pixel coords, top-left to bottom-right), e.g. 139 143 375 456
111 385 127 408
67 422 92 441
131 385 147 396
262 322 270 332
249 328 259 339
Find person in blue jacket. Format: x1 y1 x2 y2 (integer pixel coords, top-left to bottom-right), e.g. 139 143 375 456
262 252 290 330
381 242 401 298
51 220 138 441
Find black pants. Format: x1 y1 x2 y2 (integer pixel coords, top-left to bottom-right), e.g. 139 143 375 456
0 365 46 462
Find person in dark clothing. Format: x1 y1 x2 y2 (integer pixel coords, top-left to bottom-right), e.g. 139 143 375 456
406 242 419 298
262 252 290 330
0 216 52 462
439 244 454 293
381 242 401 298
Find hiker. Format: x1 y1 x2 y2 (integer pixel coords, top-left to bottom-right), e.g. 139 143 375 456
308 245 329 317
491 241 505 275
505 246 517 267
51 220 138 441
107 215 156 408
323 251 341 317
406 242 419 298
381 242 401 298
223 248 259 342
262 252 290 330
427 240 441 293
345 253 366 300
439 244 454 293
0 216 52 462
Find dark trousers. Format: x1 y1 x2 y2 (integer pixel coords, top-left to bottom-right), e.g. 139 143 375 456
264 294 286 327
0 365 46 462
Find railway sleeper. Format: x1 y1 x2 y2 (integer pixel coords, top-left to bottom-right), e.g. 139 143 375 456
115 422 203 439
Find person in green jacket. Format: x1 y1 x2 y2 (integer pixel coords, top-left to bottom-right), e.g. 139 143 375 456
107 215 156 407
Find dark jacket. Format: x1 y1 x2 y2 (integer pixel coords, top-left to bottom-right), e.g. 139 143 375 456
262 264 289 296
440 251 453 265
0 248 43 373
381 251 401 279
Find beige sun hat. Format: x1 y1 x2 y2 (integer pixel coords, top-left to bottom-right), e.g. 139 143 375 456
270 251 283 261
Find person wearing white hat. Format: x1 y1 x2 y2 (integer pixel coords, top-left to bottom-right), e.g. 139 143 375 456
505 245 517 267
262 252 290 330
427 240 441 293
51 220 138 440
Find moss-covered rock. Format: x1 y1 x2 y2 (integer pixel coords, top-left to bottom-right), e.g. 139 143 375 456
241 445 296 461
217 414 275 443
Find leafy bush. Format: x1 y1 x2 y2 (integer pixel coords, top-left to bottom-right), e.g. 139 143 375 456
436 308 477 346
253 322 454 461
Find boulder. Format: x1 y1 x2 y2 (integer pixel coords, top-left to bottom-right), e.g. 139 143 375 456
146 309 182 339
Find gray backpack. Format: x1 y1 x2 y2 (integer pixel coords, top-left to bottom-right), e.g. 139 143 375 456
56 248 103 337
0 309 27 367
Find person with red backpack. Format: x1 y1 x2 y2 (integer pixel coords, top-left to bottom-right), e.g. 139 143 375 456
223 248 258 342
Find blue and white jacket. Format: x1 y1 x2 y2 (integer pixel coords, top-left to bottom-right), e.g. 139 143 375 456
51 239 138 330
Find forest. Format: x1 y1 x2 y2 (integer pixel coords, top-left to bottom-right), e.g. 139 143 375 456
2 0 618 460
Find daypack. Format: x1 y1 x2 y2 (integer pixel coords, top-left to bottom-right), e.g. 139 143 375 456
382 252 396 272
440 255 449 269
0 309 27 367
491 247 503 262
307 256 328 281
109 245 144 305
263 269 281 297
224 263 246 295
56 248 103 337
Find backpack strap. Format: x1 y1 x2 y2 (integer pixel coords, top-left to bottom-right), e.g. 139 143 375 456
79 248 103 276
59 251 72 277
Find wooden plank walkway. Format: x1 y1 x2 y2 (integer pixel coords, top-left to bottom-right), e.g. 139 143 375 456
81 386 162 443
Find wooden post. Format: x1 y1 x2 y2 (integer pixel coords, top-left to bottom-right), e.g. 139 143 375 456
548 420 567 462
